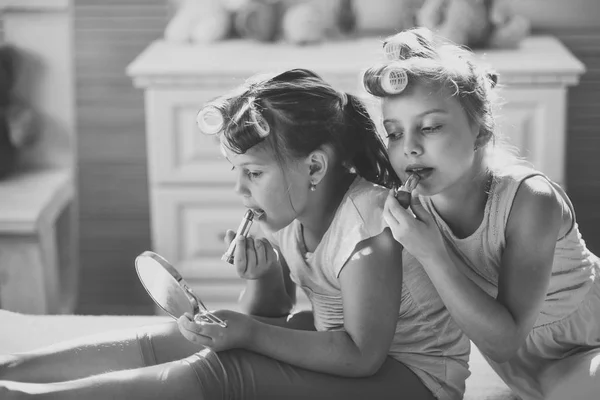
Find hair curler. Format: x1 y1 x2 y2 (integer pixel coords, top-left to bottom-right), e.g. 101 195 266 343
363 65 409 97
197 105 225 135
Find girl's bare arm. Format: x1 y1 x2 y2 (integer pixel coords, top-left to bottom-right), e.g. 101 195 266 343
422 176 562 362
244 229 403 377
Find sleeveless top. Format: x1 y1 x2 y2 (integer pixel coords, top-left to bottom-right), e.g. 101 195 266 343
420 166 600 327
269 176 470 400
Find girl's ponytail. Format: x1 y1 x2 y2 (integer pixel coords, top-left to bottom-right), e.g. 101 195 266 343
342 93 400 189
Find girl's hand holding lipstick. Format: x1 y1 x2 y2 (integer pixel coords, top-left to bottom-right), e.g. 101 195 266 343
223 229 278 280
383 178 446 263
394 173 420 209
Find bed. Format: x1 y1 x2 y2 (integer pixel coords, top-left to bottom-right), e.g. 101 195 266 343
0 310 514 399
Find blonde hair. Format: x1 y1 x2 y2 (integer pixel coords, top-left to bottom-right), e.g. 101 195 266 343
363 28 528 174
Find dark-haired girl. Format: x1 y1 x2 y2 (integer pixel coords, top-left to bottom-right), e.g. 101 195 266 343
1 68 469 400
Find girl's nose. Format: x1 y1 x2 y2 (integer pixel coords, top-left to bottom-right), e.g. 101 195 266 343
233 173 250 196
403 132 424 156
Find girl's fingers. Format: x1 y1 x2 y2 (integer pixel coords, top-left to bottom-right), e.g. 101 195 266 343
254 238 268 269
179 327 214 346
177 316 213 343
261 239 277 269
234 235 247 275
383 207 400 231
178 315 218 334
224 229 236 246
384 192 400 223
409 196 431 223
386 190 413 224
245 238 258 272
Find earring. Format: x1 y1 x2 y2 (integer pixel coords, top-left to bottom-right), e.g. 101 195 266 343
309 182 317 191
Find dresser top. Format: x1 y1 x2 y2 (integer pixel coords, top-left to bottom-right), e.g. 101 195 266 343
127 35 585 88
0 168 73 234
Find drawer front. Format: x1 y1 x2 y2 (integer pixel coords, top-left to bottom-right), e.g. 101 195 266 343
151 186 248 263
145 89 232 185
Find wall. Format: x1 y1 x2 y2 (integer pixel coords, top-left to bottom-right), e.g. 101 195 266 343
74 0 166 314
74 1 600 314
514 0 600 29
554 29 600 255
0 0 78 314
2 1 75 170
519 1 600 260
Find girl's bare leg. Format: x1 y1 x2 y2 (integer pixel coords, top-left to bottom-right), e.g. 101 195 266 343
0 348 226 400
0 321 205 383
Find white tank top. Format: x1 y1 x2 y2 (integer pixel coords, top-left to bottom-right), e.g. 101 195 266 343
420 166 600 327
269 176 470 400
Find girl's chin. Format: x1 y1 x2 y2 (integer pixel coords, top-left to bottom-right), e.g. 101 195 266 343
256 216 277 231
412 182 439 197
259 216 296 233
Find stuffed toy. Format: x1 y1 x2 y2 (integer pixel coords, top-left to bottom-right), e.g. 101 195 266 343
487 0 531 48
281 2 327 45
241 0 356 44
353 0 426 34
164 0 233 44
416 0 530 49
0 44 36 179
234 0 282 42
164 0 358 45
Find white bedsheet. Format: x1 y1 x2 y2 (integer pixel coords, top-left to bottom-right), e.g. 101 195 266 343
0 310 514 399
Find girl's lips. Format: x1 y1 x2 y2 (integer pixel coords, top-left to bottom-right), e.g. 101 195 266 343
407 168 433 180
251 208 265 220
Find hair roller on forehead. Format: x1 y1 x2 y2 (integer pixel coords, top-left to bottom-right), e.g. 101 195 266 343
249 108 270 138
383 40 403 61
196 104 226 135
363 64 409 97
382 28 436 61
227 95 271 142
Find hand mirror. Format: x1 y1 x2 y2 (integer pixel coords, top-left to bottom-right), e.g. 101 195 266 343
135 251 227 327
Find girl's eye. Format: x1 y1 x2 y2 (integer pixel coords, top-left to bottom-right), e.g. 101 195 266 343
245 170 262 180
386 132 404 141
422 125 442 134
230 165 262 180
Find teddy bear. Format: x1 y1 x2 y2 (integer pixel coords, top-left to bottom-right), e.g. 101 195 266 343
163 0 357 45
487 0 531 48
416 0 530 49
0 44 36 179
164 0 233 44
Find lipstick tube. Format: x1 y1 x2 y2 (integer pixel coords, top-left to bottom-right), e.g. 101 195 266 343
222 209 255 264
395 173 420 209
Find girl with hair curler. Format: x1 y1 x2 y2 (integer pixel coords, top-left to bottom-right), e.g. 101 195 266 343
368 27 600 400
0 68 470 400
